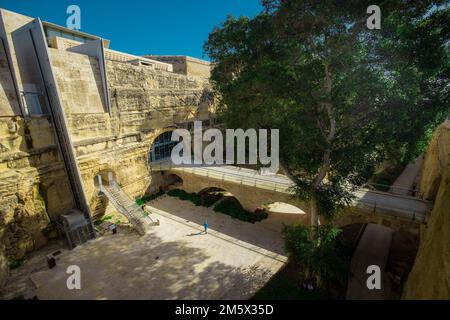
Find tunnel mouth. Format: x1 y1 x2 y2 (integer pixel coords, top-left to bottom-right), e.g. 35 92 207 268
93 170 118 188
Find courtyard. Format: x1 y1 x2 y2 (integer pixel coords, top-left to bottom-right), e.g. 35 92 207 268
9 196 304 300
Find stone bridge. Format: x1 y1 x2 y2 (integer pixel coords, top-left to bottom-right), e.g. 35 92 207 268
152 162 431 234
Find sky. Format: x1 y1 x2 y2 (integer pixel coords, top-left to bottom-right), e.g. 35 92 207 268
0 0 263 60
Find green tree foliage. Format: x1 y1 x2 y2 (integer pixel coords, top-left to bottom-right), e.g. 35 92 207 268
282 224 351 292
204 0 449 224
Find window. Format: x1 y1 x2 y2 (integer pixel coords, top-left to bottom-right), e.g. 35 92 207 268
149 131 178 162
44 26 90 44
21 84 48 116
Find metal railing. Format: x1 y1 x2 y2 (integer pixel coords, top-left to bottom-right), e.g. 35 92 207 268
150 160 431 223
99 178 158 235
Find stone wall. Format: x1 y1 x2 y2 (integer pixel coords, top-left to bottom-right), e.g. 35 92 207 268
0 43 74 289
146 55 211 79
49 47 215 219
167 168 421 234
403 121 450 299
0 9 215 288
419 120 450 200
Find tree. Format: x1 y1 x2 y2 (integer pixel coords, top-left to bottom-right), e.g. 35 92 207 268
205 0 449 226
282 224 350 294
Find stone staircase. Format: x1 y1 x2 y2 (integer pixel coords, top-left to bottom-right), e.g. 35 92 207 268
98 179 158 235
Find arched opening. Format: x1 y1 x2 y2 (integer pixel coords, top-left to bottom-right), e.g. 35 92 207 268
148 131 178 163
198 187 230 208
262 201 307 228
143 173 184 200
93 170 118 188
91 170 118 221
167 174 183 188
266 202 306 215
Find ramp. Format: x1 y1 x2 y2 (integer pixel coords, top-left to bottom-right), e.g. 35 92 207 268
346 224 393 299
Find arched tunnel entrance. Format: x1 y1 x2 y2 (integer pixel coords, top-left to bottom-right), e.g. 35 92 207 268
148 130 178 163
91 170 118 220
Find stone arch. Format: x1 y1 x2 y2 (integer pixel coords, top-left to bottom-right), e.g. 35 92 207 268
197 186 243 208
165 169 308 217
147 172 184 194
333 207 421 236
147 129 178 164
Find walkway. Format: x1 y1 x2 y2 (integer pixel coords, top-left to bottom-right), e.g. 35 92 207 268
389 157 423 196
346 224 394 300
152 162 431 222
29 196 287 300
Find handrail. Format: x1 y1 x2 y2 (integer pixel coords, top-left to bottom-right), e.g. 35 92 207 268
99 181 157 235
149 160 430 223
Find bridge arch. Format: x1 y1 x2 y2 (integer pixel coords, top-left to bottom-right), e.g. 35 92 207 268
197 187 245 209
166 168 310 225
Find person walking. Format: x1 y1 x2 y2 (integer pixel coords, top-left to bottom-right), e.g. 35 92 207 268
203 220 209 234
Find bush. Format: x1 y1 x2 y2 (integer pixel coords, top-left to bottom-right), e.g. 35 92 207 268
213 198 268 223
167 189 201 206
136 191 164 206
201 192 224 207
94 215 113 226
282 224 351 295
9 258 26 270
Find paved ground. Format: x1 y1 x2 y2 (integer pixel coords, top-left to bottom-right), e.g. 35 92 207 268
346 224 394 300
390 157 423 196
24 196 302 300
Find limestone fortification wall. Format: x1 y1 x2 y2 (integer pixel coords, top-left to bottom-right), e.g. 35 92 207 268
403 121 450 299
145 55 212 79
49 47 214 220
0 8 215 287
0 13 75 285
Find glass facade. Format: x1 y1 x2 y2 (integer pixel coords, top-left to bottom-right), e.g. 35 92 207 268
44 26 91 44
149 131 178 162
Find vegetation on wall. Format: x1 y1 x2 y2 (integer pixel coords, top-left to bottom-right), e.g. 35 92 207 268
9 258 27 271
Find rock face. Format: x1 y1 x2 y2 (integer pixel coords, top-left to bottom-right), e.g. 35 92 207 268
419 121 450 200
0 246 7 288
403 121 450 299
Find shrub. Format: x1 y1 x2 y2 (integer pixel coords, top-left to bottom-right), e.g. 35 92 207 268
213 198 268 223
167 189 201 206
9 258 26 270
282 224 351 294
136 191 164 206
202 192 224 207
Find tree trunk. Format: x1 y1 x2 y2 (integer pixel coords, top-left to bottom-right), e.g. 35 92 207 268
310 62 335 232
310 194 320 228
